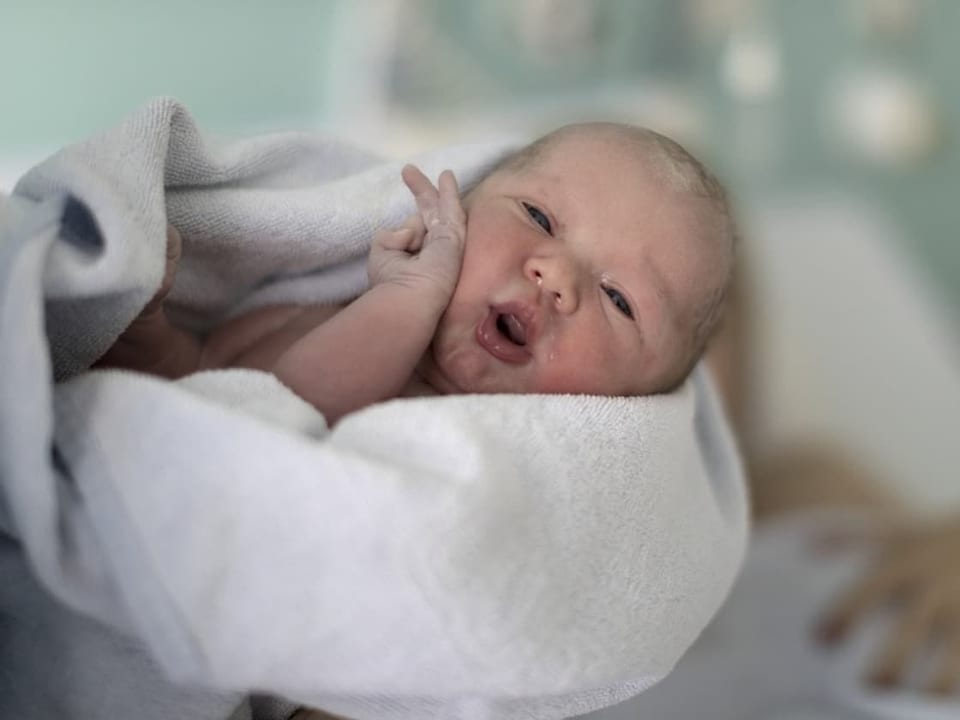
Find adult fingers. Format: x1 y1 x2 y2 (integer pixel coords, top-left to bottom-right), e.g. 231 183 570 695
818 560 908 644
928 624 960 696
809 523 893 558
866 586 942 688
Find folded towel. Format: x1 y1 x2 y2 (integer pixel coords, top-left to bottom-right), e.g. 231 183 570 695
0 98 748 720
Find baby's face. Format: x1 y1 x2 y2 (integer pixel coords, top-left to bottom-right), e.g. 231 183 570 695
417 132 718 396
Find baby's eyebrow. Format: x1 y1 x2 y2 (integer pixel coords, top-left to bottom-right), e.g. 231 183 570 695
643 256 676 318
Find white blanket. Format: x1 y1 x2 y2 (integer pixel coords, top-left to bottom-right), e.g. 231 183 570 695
0 98 748 720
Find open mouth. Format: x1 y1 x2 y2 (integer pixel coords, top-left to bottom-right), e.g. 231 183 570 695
496 313 527 346
476 306 534 364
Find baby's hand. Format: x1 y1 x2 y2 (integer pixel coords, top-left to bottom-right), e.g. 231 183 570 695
368 165 466 307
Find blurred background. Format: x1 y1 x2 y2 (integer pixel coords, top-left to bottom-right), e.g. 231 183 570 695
2 0 958 512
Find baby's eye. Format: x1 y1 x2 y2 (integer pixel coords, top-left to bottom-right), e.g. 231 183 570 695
604 286 634 319
522 202 552 235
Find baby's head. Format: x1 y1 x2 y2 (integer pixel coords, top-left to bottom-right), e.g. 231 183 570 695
418 122 736 397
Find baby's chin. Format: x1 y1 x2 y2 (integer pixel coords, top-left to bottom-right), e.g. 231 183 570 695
418 347 531 395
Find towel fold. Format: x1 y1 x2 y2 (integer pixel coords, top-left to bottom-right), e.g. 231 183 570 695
0 98 748 720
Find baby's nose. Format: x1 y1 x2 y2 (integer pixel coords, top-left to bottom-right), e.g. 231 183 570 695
524 254 580 314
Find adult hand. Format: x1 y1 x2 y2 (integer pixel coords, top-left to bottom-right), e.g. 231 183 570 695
818 513 960 695
368 164 466 305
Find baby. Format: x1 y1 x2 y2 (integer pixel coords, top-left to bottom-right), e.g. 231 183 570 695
98 122 736 424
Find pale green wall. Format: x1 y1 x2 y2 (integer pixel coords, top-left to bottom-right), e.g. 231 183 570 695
705 0 960 305
0 0 337 150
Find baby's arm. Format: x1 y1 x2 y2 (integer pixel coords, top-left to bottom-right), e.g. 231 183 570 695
272 166 465 424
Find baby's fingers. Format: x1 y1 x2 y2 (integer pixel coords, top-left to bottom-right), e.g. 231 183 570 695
373 227 415 253
398 212 426 252
438 169 466 227
402 164 440 226
421 172 465 251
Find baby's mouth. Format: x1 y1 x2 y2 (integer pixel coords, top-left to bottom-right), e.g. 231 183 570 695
496 313 527 346
476 306 534 364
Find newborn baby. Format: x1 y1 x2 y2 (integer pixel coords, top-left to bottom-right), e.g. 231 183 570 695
99 122 736 424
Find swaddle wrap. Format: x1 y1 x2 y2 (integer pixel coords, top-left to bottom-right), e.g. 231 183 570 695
0 99 748 720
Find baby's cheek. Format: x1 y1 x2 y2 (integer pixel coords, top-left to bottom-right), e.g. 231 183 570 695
533 337 619 394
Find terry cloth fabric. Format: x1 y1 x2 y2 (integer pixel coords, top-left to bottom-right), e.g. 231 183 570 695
0 98 748 720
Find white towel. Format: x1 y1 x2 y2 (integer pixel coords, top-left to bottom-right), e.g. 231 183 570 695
0 98 748 720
